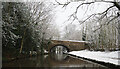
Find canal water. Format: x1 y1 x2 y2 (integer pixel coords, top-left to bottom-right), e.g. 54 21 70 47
2 53 109 69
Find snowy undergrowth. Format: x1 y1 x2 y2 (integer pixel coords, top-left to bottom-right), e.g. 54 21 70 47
69 50 120 65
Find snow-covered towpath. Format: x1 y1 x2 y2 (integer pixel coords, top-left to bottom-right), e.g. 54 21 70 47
69 50 120 65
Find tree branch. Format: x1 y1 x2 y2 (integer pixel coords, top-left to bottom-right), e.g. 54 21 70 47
75 2 95 14
77 5 115 25
113 2 120 10
93 15 119 32
55 0 70 7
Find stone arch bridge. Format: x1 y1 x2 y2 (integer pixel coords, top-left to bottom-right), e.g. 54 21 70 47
45 40 89 52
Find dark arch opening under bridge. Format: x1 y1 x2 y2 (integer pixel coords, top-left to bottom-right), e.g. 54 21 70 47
50 44 70 53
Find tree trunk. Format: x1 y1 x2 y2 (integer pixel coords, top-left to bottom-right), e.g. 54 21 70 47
118 16 120 50
19 29 26 54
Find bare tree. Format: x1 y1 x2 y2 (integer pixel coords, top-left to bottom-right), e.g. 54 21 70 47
55 0 120 50
63 23 82 40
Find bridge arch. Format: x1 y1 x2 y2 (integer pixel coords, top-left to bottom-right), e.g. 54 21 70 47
50 44 70 53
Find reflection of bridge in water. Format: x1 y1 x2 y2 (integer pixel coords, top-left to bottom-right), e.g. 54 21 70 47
45 40 89 53
51 46 68 54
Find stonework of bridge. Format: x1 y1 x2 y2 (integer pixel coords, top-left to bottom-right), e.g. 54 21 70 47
46 40 89 52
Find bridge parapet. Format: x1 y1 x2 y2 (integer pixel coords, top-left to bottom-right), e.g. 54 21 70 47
46 40 89 52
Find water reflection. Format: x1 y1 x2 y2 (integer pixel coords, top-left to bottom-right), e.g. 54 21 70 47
3 53 109 69
51 46 68 54
50 53 68 61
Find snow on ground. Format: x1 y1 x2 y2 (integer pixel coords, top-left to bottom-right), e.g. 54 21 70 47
52 39 88 43
69 50 120 65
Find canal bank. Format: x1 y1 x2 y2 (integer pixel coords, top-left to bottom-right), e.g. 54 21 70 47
68 50 120 69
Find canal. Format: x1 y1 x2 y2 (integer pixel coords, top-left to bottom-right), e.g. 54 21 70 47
2 53 109 69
